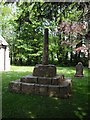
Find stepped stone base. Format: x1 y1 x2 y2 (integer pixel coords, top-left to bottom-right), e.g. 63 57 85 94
8 75 72 98
20 74 65 85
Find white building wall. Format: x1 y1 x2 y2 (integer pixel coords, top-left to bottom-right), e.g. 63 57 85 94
0 48 4 71
5 47 10 71
0 47 10 71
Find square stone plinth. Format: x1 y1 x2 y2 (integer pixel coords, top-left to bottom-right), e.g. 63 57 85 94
8 80 22 93
33 64 56 77
22 83 35 94
38 77 51 84
20 75 38 83
48 85 60 97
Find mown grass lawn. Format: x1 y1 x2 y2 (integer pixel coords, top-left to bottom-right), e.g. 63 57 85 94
2 65 89 119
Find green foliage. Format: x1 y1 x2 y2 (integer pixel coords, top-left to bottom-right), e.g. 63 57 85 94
0 2 88 66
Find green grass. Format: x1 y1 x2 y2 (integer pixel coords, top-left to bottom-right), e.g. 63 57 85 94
2 65 89 119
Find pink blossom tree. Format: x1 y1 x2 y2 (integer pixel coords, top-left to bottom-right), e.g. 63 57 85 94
57 21 88 52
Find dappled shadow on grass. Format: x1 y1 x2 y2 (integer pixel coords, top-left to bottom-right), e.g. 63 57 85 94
2 92 75 118
2 67 89 119
2 90 88 119
71 76 88 120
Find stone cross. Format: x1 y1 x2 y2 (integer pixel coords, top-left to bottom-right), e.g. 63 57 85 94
42 28 49 65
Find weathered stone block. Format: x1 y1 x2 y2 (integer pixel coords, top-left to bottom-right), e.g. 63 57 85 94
20 75 38 83
38 77 51 84
33 64 56 77
22 83 35 94
65 78 72 95
60 80 71 87
59 87 68 98
59 81 72 98
8 80 21 93
34 84 40 94
48 85 60 97
57 74 65 84
65 78 72 84
67 84 72 95
51 75 62 85
39 84 48 95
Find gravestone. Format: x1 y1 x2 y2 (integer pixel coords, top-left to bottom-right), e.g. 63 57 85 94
74 62 84 77
8 28 72 98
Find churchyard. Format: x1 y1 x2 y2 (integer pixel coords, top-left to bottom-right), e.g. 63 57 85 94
2 65 89 119
1 2 90 120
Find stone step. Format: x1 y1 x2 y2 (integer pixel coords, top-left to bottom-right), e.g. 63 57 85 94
8 79 72 98
21 75 38 83
20 74 66 85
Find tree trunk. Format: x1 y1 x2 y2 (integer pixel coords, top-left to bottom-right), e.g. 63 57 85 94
10 51 13 65
88 51 90 69
65 52 68 60
70 47 73 63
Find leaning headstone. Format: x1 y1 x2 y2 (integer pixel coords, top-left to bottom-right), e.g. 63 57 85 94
74 62 84 77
